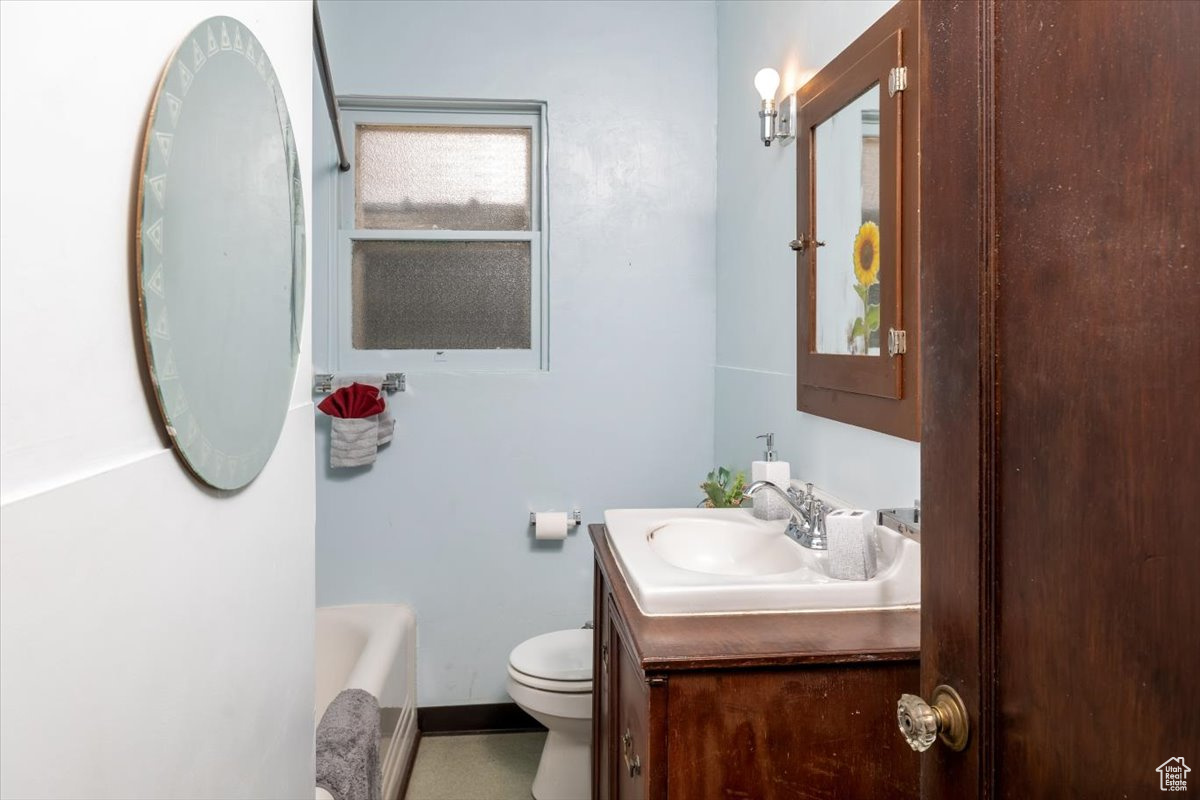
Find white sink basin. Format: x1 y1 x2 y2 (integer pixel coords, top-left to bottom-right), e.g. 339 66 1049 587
603 507 920 616
647 518 806 577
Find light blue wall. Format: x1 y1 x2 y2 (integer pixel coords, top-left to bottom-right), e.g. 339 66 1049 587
714 0 919 511
313 0 718 706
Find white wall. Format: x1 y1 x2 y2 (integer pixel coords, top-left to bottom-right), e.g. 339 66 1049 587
0 2 315 797
313 0 717 706
715 0 919 511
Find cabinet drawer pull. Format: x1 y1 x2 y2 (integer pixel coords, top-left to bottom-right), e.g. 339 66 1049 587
622 729 642 778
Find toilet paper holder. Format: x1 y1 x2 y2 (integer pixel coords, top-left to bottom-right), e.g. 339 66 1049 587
529 510 582 527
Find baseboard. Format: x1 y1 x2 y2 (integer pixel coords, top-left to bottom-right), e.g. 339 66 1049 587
393 730 420 800
417 702 546 736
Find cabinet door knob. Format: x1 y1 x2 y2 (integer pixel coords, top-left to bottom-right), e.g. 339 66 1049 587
896 684 969 752
789 234 825 254
622 729 642 777
600 643 609 673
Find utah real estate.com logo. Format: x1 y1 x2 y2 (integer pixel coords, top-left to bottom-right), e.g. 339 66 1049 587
1158 757 1190 792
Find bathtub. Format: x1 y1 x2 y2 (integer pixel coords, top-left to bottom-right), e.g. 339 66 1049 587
315 605 417 800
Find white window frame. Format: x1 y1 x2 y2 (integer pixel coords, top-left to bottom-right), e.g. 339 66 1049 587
331 97 549 372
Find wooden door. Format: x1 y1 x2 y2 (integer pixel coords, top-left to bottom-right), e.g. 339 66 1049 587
920 0 1200 795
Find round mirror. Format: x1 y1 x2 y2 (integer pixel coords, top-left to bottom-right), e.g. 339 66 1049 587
137 17 304 490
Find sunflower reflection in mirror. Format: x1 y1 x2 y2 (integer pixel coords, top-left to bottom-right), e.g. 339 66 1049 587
849 220 881 354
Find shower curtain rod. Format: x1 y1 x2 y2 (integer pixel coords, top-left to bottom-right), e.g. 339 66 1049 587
313 1 351 172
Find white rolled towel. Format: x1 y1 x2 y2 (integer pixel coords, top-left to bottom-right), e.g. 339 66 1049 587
825 509 878 581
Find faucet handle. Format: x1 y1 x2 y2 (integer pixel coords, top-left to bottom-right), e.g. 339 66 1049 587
804 484 827 522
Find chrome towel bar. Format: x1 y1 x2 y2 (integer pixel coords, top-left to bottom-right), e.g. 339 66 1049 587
313 373 406 394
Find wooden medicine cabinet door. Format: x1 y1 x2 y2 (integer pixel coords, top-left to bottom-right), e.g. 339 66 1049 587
795 1 920 441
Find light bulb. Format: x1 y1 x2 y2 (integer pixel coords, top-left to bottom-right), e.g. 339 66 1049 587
754 67 780 102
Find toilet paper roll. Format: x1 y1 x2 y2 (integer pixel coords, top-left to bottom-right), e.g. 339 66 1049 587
534 511 569 540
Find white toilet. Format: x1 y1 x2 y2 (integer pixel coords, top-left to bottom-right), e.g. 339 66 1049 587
506 629 593 800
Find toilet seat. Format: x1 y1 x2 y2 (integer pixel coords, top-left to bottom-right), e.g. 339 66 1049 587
507 629 593 693
507 663 592 694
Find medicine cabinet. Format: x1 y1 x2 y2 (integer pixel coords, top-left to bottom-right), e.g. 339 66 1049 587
794 1 920 441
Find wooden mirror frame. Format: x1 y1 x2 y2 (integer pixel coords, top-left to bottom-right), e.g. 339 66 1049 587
794 1 920 441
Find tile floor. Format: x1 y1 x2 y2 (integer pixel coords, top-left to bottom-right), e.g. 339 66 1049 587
404 732 546 800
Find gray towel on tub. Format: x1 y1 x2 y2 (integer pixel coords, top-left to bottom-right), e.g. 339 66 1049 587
316 688 381 800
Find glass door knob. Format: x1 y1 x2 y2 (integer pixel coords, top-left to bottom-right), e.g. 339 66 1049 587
897 684 969 752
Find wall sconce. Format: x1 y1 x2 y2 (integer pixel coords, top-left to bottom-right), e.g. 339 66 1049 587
755 67 796 147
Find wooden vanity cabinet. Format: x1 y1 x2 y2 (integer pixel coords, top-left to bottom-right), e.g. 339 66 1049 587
591 525 920 800
595 583 668 799
613 628 660 799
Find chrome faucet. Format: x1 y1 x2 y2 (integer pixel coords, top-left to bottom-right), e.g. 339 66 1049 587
742 480 829 550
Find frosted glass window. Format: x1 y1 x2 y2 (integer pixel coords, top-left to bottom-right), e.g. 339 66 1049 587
334 101 546 371
355 126 532 231
352 240 531 350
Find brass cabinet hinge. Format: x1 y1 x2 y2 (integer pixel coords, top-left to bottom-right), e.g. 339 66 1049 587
889 66 908 97
888 328 908 357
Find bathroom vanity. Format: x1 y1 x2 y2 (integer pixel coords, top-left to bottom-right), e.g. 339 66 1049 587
590 523 919 799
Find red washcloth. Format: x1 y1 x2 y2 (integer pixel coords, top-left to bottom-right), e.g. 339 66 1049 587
317 382 386 419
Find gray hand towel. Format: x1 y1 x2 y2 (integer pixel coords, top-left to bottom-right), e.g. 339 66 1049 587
330 416 381 468
316 688 381 800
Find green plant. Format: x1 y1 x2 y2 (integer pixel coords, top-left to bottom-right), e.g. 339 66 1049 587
700 466 747 508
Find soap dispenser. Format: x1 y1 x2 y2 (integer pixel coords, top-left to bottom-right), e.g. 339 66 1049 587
751 433 792 520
